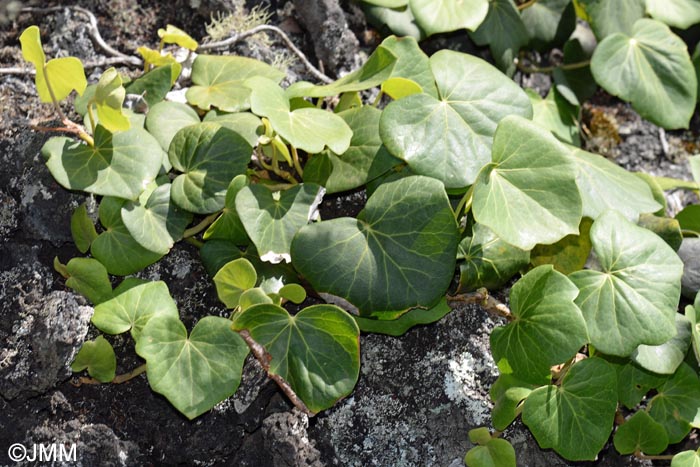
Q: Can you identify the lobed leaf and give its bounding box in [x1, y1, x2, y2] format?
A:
[71, 336, 116, 383]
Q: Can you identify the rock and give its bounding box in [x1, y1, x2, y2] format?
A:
[679, 238, 700, 300]
[262, 409, 324, 467]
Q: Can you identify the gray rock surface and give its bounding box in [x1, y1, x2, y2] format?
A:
[679, 238, 700, 300]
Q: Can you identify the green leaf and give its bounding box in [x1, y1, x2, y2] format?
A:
[591, 19, 697, 129]
[491, 265, 588, 383]
[673, 450, 700, 467]
[457, 223, 530, 292]
[42, 125, 163, 200]
[409, 0, 489, 36]
[278, 283, 306, 304]
[187, 54, 285, 112]
[291, 176, 459, 314]
[199, 241, 298, 285]
[646, 0, 700, 29]
[146, 101, 200, 152]
[615, 361, 668, 409]
[472, 115, 582, 250]
[685, 301, 700, 364]
[638, 213, 682, 251]
[202, 111, 262, 148]
[464, 438, 516, 467]
[553, 39, 597, 106]
[490, 374, 542, 431]
[613, 411, 668, 455]
[569, 210, 683, 356]
[649, 363, 700, 443]
[91, 197, 163, 276]
[530, 217, 592, 275]
[635, 172, 667, 216]
[363, 4, 424, 40]
[71, 335, 116, 383]
[377, 35, 437, 98]
[70, 203, 98, 254]
[520, 0, 576, 50]
[470, 0, 529, 75]
[125, 64, 179, 108]
[522, 357, 618, 461]
[121, 182, 193, 255]
[527, 88, 580, 145]
[232, 303, 360, 413]
[236, 183, 325, 263]
[92, 67, 130, 133]
[570, 147, 661, 221]
[213, 258, 257, 308]
[380, 77, 423, 100]
[691, 155, 700, 185]
[92, 280, 178, 340]
[203, 175, 250, 244]
[469, 427, 493, 445]
[247, 77, 352, 155]
[169, 122, 252, 214]
[303, 106, 400, 194]
[157, 24, 198, 51]
[353, 297, 451, 336]
[137, 47, 182, 85]
[576, 0, 645, 38]
[239, 287, 274, 311]
[380, 50, 532, 189]
[137, 315, 249, 419]
[64, 257, 113, 305]
[632, 313, 691, 375]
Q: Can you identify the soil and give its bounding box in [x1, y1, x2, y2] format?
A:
[0, 1, 698, 466]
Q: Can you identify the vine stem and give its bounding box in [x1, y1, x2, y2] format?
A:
[238, 329, 315, 417]
[183, 213, 220, 238]
[515, 58, 591, 75]
[517, 0, 539, 10]
[454, 185, 474, 222]
[447, 288, 512, 320]
[72, 363, 147, 386]
[634, 452, 674, 461]
[290, 145, 304, 177]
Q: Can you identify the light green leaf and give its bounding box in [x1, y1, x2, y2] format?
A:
[248, 77, 352, 155]
[19, 26, 45, 69]
[490, 374, 541, 431]
[353, 297, 451, 336]
[613, 411, 668, 455]
[157, 24, 198, 51]
[691, 155, 700, 185]
[632, 313, 691, 375]
[591, 18, 697, 129]
[530, 217, 592, 275]
[146, 101, 200, 152]
[169, 122, 252, 214]
[457, 223, 530, 292]
[522, 357, 617, 461]
[569, 210, 683, 356]
[64, 257, 113, 305]
[121, 182, 193, 255]
[685, 300, 700, 364]
[213, 258, 257, 308]
[470, 0, 529, 75]
[203, 175, 250, 244]
[70, 203, 98, 254]
[520, 0, 576, 50]
[570, 147, 661, 221]
[649, 363, 700, 443]
[472, 115, 582, 250]
[364, 36, 437, 97]
[303, 106, 400, 194]
[646, 0, 700, 29]
[91, 280, 178, 340]
[277, 283, 306, 304]
[236, 183, 324, 263]
[232, 303, 360, 413]
[137, 315, 249, 419]
[380, 50, 532, 189]
[527, 88, 580, 145]
[91, 197, 163, 276]
[673, 450, 700, 467]
[239, 287, 274, 311]
[409, 0, 489, 36]
[576, 0, 645, 38]
[42, 125, 163, 200]
[380, 77, 423, 100]
[71, 336, 116, 383]
[291, 176, 459, 314]
[464, 438, 516, 467]
[202, 111, 262, 148]
[187, 54, 285, 112]
[491, 265, 588, 383]
[92, 67, 130, 133]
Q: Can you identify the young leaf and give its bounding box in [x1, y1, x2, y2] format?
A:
[92, 67, 130, 133]
[464, 438, 516, 467]
[470, 0, 528, 75]
[70, 203, 98, 254]
[291, 176, 459, 314]
[157, 24, 198, 51]
[569, 210, 683, 356]
[186, 54, 285, 112]
[472, 115, 582, 250]
[522, 357, 618, 461]
[672, 450, 700, 467]
[409, 0, 489, 36]
[352, 297, 451, 336]
[169, 122, 252, 214]
[71, 336, 116, 383]
[236, 183, 324, 264]
[646, 0, 700, 29]
[137, 315, 249, 419]
[491, 265, 587, 383]
[91, 280, 178, 340]
[146, 101, 200, 152]
[490, 374, 542, 431]
[64, 257, 113, 305]
[648, 363, 700, 443]
[591, 18, 697, 129]
[613, 411, 668, 455]
[239, 287, 274, 311]
[137, 46, 182, 83]
[213, 258, 257, 308]
[203, 175, 250, 244]
[380, 50, 532, 189]
[379, 35, 437, 98]
[232, 303, 360, 413]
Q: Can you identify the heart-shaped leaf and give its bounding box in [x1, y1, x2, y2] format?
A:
[409, 0, 489, 36]
[213, 258, 257, 308]
[291, 175, 459, 314]
[248, 77, 352, 155]
[472, 115, 582, 250]
[490, 374, 542, 431]
[187, 54, 285, 112]
[137, 315, 249, 419]
[236, 183, 325, 263]
[92, 280, 178, 340]
[121, 182, 193, 255]
[648, 363, 700, 443]
[379, 35, 437, 98]
[42, 125, 163, 200]
[380, 50, 532, 189]
[520, 0, 576, 51]
[71, 335, 116, 383]
[169, 122, 252, 214]
[464, 438, 516, 467]
[303, 106, 400, 193]
[522, 357, 617, 461]
[576, 0, 645, 39]
[470, 0, 529, 75]
[591, 19, 697, 129]
[146, 101, 200, 152]
[614, 411, 669, 455]
[232, 303, 360, 413]
[203, 175, 250, 244]
[569, 210, 683, 356]
[673, 450, 700, 467]
[91, 197, 163, 276]
[491, 265, 587, 383]
[70, 203, 98, 254]
[91, 67, 130, 133]
[646, 0, 700, 29]
[64, 257, 113, 305]
[125, 64, 179, 107]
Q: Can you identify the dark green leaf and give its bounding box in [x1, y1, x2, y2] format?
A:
[70, 203, 98, 254]
[520, 0, 576, 51]
[470, 0, 529, 75]
[615, 361, 668, 409]
[649, 363, 700, 443]
[353, 297, 451, 336]
[203, 175, 250, 244]
[530, 218, 592, 275]
[125, 64, 178, 107]
[613, 411, 668, 455]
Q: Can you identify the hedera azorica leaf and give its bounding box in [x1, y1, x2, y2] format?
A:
[575, 0, 645, 39]
[71, 335, 116, 383]
[520, 0, 576, 51]
[213, 258, 257, 308]
[409, 0, 489, 36]
[613, 411, 669, 455]
[203, 175, 250, 244]
[379, 35, 438, 98]
[91, 67, 130, 133]
[646, 0, 700, 29]
[145, 101, 200, 153]
[70, 203, 98, 254]
[64, 257, 113, 305]
[464, 438, 516, 467]
[648, 363, 700, 443]
[232, 303, 360, 413]
[470, 0, 528, 75]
